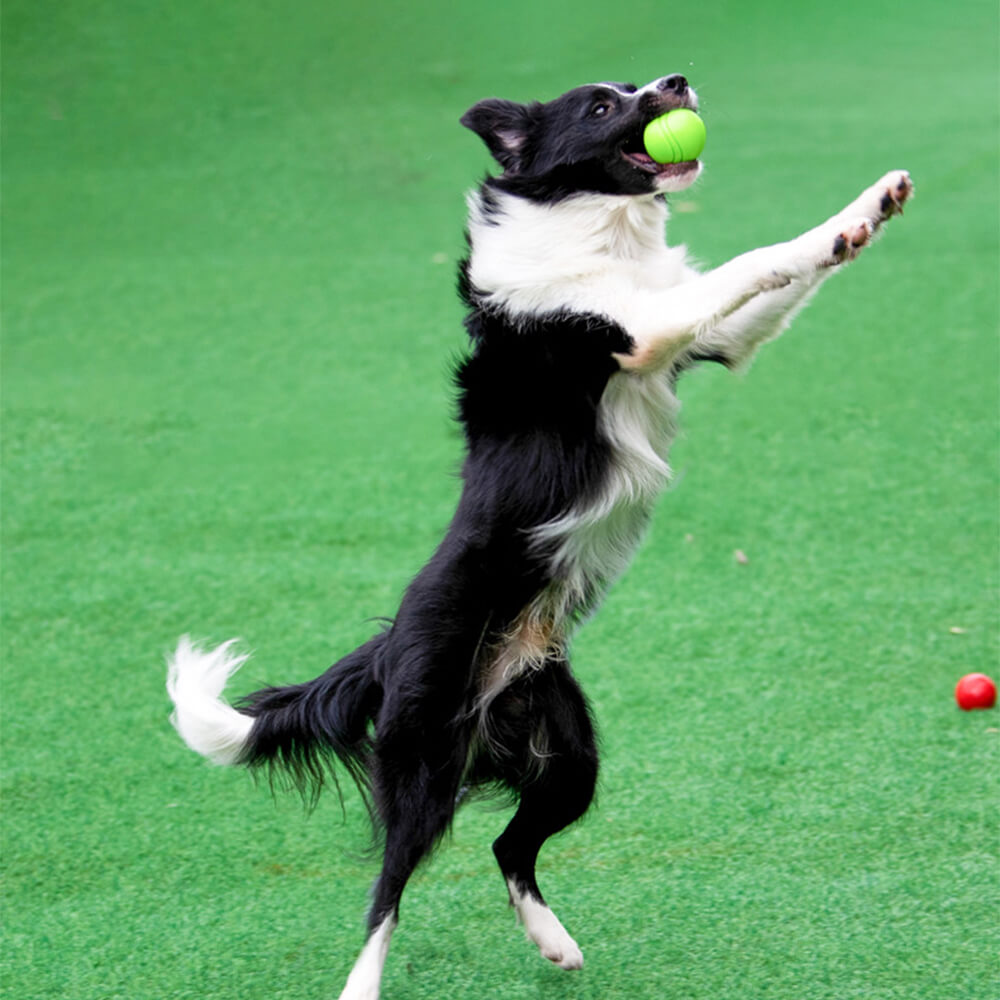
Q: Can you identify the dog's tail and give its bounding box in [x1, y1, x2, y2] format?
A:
[166, 633, 384, 801]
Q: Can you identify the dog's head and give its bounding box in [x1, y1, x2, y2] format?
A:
[461, 75, 702, 201]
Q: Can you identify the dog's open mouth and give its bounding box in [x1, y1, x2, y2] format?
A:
[621, 129, 699, 176]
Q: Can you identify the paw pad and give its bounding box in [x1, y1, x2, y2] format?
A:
[878, 171, 914, 221]
[832, 219, 873, 264]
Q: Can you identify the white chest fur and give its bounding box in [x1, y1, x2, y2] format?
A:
[534, 370, 679, 615]
[466, 189, 692, 331]
[466, 188, 686, 614]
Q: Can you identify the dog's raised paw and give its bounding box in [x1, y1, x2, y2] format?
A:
[876, 170, 914, 223]
[514, 892, 584, 971]
[829, 218, 874, 265]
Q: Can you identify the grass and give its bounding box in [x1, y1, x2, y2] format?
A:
[2, 1, 998, 998]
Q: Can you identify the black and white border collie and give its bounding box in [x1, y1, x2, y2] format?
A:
[167, 75, 912, 1000]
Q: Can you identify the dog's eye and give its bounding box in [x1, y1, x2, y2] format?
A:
[590, 102, 612, 118]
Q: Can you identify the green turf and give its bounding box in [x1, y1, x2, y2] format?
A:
[3, 1, 998, 998]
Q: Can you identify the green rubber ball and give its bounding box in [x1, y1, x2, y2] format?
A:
[643, 109, 707, 164]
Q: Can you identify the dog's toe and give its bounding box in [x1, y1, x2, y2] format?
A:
[829, 218, 873, 265]
[877, 170, 914, 221]
[548, 943, 585, 970]
[513, 891, 584, 972]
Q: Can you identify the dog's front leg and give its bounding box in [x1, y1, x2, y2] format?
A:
[686, 275, 826, 371]
[613, 259, 795, 372]
[685, 170, 914, 369]
[697, 170, 913, 368]
[614, 171, 912, 374]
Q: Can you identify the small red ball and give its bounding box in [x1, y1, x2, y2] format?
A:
[955, 673, 997, 711]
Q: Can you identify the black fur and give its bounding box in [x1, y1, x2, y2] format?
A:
[237, 632, 386, 807]
[179, 74, 721, 990]
[168, 72, 914, 996]
[460, 75, 695, 201]
[234, 302, 633, 929]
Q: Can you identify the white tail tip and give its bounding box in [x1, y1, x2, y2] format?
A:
[166, 636, 255, 766]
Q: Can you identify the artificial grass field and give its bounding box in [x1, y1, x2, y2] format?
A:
[3, 1, 998, 998]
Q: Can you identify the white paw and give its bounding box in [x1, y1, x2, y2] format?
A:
[336, 917, 395, 1000]
[510, 886, 584, 970]
[826, 217, 874, 266]
[845, 169, 914, 230]
[337, 984, 380, 1000]
[872, 170, 914, 223]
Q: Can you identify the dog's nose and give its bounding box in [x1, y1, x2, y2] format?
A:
[657, 74, 689, 95]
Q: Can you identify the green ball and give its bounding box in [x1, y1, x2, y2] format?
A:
[643, 109, 706, 164]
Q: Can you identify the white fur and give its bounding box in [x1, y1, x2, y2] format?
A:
[533, 370, 681, 606]
[468, 192, 683, 621]
[600, 78, 691, 100]
[166, 158, 910, 1000]
[507, 879, 584, 970]
[338, 917, 397, 1000]
[466, 190, 690, 326]
[468, 189, 687, 610]
[468, 172, 912, 368]
[466, 172, 913, 612]
[477, 593, 565, 716]
[166, 636, 254, 766]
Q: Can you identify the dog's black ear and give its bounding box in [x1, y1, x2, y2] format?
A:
[460, 99, 537, 173]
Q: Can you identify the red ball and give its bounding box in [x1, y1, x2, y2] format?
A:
[955, 673, 997, 711]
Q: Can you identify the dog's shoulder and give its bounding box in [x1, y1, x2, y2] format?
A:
[455, 304, 631, 436]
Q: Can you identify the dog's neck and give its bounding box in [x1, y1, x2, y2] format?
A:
[468, 186, 669, 261]
[464, 185, 685, 322]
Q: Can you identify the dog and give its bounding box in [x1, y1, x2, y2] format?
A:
[167, 74, 912, 1000]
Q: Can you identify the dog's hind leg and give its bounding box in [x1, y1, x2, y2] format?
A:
[486, 660, 599, 970]
[336, 721, 473, 1000]
[337, 914, 396, 1000]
